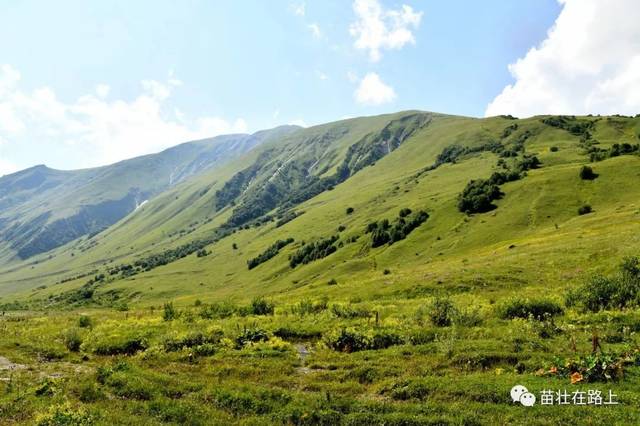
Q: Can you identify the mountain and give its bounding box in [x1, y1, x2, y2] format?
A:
[1, 111, 639, 304]
[0, 125, 300, 263]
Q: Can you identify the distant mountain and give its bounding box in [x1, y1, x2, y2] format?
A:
[0, 125, 300, 261]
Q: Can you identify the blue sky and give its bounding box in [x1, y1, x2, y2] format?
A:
[2, 0, 639, 173]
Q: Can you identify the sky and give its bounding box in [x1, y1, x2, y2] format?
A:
[0, 0, 638, 175]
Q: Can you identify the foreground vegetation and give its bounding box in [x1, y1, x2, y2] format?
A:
[3, 279, 640, 425]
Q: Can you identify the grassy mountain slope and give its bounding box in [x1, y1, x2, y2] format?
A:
[2, 112, 639, 306]
[0, 126, 298, 264]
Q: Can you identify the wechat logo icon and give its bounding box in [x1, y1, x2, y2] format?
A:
[511, 385, 536, 407]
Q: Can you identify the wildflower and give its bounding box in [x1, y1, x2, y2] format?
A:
[570, 372, 584, 384]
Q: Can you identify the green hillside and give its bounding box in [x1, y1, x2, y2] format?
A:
[0, 126, 298, 264]
[2, 111, 640, 425]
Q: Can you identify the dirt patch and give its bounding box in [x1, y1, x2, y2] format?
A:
[0, 356, 26, 371]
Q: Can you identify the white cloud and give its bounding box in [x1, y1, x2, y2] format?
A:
[347, 70, 359, 83]
[316, 71, 329, 81]
[95, 84, 110, 99]
[290, 2, 305, 17]
[349, 0, 422, 62]
[0, 65, 248, 169]
[354, 72, 396, 106]
[308, 23, 322, 39]
[486, 0, 640, 117]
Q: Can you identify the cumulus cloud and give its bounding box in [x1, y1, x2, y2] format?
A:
[0, 65, 247, 170]
[354, 72, 396, 106]
[349, 0, 422, 62]
[486, 0, 640, 117]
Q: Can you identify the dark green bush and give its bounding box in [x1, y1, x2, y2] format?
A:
[293, 297, 328, 315]
[578, 204, 593, 215]
[163, 302, 178, 321]
[249, 297, 274, 315]
[273, 326, 322, 341]
[235, 328, 269, 348]
[77, 315, 92, 328]
[199, 301, 237, 319]
[457, 179, 502, 214]
[63, 328, 83, 352]
[565, 257, 640, 312]
[163, 330, 223, 352]
[497, 298, 563, 320]
[426, 296, 457, 327]
[368, 210, 429, 248]
[92, 337, 148, 356]
[580, 165, 598, 180]
[247, 238, 294, 270]
[346, 207, 354, 215]
[330, 304, 371, 319]
[289, 236, 339, 268]
[323, 328, 403, 353]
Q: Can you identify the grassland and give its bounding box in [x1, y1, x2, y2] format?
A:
[2, 112, 640, 424]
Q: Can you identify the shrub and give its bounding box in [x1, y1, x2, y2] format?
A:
[107, 373, 154, 400]
[426, 296, 457, 327]
[163, 330, 224, 352]
[578, 204, 593, 215]
[76, 382, 104, 403]
[77, 315, 92, 328]
[565, 257, 640, 312]
[457, 179, 502, 214]
[247, 238, 294, 270]
[327, 278, 338, 286]
[550, 146, 559, 152]
[35, 402, 93, 426]
[199, 301, 237, 319]
[346, 207, 354, 215]
[368, 210, 429, 248]
[163, 302, 178, 321]
[454, 307, 483, 327]
[398, 208, 412, 217]
[85, 331, 149, 356]
[331, 304, 371, 319]
[273, 326, 323, 340]
[387, 379, 432, 401]
[497, 298, 563, 320]
[289, 236, 339, 268]
[63, 328, 83, 352]
[408, 329, 437, 345]
[323, 328, 403, 353]
[235, 328, 269, 348]
[249, 297, 274, 315]
[94, 337, 148, 356]
[293, 297, 328, 316]
[580, 165, 598, 180]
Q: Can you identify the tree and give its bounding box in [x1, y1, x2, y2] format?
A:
[579, 165, 598, 180]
